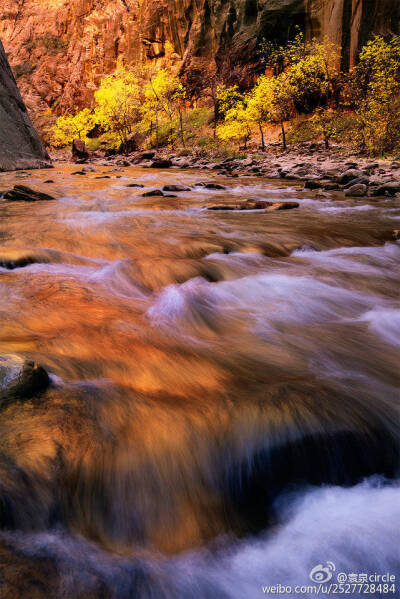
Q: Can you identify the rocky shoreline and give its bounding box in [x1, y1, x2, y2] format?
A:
[55, 142, 400, 200]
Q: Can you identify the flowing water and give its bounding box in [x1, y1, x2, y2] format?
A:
[0, 164, 399, 598]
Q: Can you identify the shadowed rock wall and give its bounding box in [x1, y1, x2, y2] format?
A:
[0, 39, 50, 171]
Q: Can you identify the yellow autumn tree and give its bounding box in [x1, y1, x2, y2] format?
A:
[287, 37, 340, 112]
[93, 65, 144, 147]
[246, 76, 273, 151]
[216, 100, 252, 149]
[351, 35, 400, 155]
[262, 72, 295, 150]
[51, 108, 94, 148]
[143, 69, 187, 147]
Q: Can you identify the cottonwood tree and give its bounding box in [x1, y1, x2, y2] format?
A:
[351, 35, 400, 155]
[144, 69, 187, 147]
[93, 65, 144, 148]
[51, 108, 94, 147]
[216, 100, 252, 149]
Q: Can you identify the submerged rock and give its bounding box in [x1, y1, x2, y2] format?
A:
[3, 185, 55, 202]
[345, 183, 368, 197]
[0, 248, 50, 269]
[204, 183, 226, 190]
[372, 182, 400, 197]
[162, 185, 191, 192]
[142, 189, 164, 197]
[126, 183, 144, 188]
[304, 180, 323, 190]
[72, 138, 89, 162]
[339, 169, 363, 185]
[0, 355, 49, 408]
[150, 159, 172, 169]
[207, 200, 299, 211]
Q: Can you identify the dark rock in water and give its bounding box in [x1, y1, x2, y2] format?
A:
[272, 201, 300, 210]
[0, 355, 49, 408]
[0, 40, 51, 172]
[140, 151, 156, 160]
[323, 182, 339, 191]
[95, 175, 111, 179]
[142, 189, 164, 197]
[162, 185, 191, 192]
[345, 183, 368, 197]
[150, 159, 172, 169]
[372, 182, 400, 197]
[72, 171, 86, 175]
[343, 176, 369, 189]
[126, 183, 144, 188]
[0, 249, 49, 270]
[205, 183, 226, 190]
[207, 204, 236, 211]
[3, 185, 55, 202]
[207, 200, 299, 211]
[44, 180, 55, 183]
[304, 180, 323, 190]
[339, 169, 363, 185]
[72, 138, 89, 162]
[197, 182, 227, 190]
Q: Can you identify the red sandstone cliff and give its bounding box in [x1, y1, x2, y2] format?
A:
[0, 0, 398, 118]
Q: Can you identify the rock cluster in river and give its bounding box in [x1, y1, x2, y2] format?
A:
[86, 143, 400, 200]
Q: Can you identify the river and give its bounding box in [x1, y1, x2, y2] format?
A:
[0, 164, 399, 598]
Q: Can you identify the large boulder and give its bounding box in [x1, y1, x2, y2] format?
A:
[0, 39, 50, 172]
[72, 138, 89, 162]
[345, 183, 368, 197]
[2, 185, 55, 202]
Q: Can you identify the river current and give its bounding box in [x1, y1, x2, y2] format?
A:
[0, 164, 399, 598]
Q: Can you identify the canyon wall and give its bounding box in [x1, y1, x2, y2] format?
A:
[0, 0, 398, 117]
[0, 40, 50, 171]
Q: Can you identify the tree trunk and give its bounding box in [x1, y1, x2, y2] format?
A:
[213, 101, 219, 140]
[155, 111, 159, 150]
[281, 121, 287, 150]
[259, 122, 265, 151]
[179, 110, 185, 147]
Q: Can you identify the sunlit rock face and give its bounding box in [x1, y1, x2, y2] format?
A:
[0, 0, 398, 116]
[0, 40, 50, 171]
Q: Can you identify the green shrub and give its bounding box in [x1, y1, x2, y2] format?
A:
[13, 61, 36, 79]
[40, 34, 68, 54]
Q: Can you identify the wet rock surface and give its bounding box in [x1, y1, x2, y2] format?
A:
[0, 40, 50, 172]
[0, 354, 49, 407]
[207, 200, 300, 211]
[2, 185, 55, 202]
[88, 145, 400, 203]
